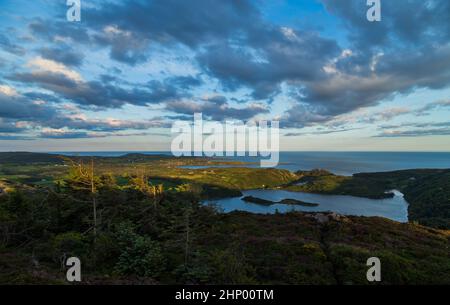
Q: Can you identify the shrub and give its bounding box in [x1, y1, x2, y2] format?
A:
[51, 232, 89, 263]
[114, 223, 166, 278]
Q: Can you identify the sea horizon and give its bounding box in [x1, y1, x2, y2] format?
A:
[2, 150, 450, 153]
[2, 150, 448, 176]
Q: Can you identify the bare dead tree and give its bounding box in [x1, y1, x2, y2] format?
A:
[132, 166, 164, 209]
[64, 157, 99, 240]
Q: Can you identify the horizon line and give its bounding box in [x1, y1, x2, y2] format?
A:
[1, 150, 450, 154]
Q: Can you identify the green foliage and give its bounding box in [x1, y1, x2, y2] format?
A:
[208, 247, 257, 284]
[0, 153, 449, 284]
[404, 170, 450, 229]
[65, 159, 102, 194]
[114, 223, 166, 278]
[286, 170, 393, 199]
[172, 251, 212, 284]
[51, 232, 89, 261]
[286, 169, 450, 228]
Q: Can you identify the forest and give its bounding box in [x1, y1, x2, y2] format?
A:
[0, 153, 449, 284]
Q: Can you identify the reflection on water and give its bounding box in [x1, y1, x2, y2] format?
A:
[203, 189, 409, 222]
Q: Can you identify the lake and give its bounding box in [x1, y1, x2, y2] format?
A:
[51, 151, 438, 221]
[203, 189, 409, 222]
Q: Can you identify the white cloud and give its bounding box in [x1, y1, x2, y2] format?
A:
[370, 52, 384, 72]
[0, 85, 18, 96]
[323, 49, 353, 74]
[27, 57, 83, 82]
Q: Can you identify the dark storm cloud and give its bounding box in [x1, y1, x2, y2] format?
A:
[38, 46, 84, 67]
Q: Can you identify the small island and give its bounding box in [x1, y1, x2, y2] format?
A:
[241, 195, 319, 207]
[278, 198, 319, 207]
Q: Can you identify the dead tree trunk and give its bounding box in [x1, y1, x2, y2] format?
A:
[91, 158, 97, 240]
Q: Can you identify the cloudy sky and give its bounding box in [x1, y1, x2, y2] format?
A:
[0, 0, 449, 151]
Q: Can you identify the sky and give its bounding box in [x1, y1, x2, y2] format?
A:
[0, 0, 449, 152]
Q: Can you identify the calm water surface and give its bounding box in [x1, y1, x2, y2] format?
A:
[204, 189, 409, 222]
[50, 151, 434, 221]
[210, 152, 450, 175]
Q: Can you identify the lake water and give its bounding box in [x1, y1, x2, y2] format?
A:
[55, 151, 450, 176]
[203, 189, 409, 222]
[51, 151, 441, 221]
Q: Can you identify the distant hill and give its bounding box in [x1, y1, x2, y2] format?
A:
[0, 152, 64, 164]
[0, 152, 180, 164]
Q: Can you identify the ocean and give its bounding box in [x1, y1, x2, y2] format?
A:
[52, 151, 450, 176]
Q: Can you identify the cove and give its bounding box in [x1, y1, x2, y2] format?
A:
[203, 189, 409, 222]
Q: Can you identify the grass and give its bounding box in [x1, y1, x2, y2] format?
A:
[0, 153, 298, 201]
